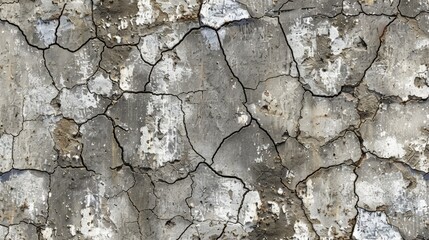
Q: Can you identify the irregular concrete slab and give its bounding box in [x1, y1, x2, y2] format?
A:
[363, 17, 429, 101]
[280, 131, 361, 189]
[246, 75, 304, 141]
[107, 93, 203, 182]
[0, 134, 13, 173]
[356, 155, 429, 240]
[0, 0, 63, 48]
[352, 208, 403, 240]
[281, 14, 391, 96]
[298, 92, 360, 146]
[187, 164, 246, 222]
[58, 85, 111, 124]
[219, 17, 294, 89]
[398, 0, 429, 17]
[360, 102, 429, 172]
[147, 28, 249, 160]
[56, 0, 96, 51]
[0, 170, 49, 225]
[13, 119, 58, 172]
[45, 39, 104, 89]
[80, 115, 122, 172]
[0, 21, 57, 135]
[296, 164, 358, 238]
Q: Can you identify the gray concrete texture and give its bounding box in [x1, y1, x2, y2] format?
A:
[0, 0, 428, 239]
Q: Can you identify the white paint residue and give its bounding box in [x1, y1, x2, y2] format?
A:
[35, 19, 57, 46]
[68, 225, 77, 236]
[88, 74, 113, 96]
[237, 112, 249, 125]
[293, 221, 311, 240]
[138, 96, 183, 168]
[372, 136, 406, 158]
[135, 0, 159, 25]
[200, 0, 250, 28]
[41, 227, 54, 240]
[119, 64, 135, 90]
[240, 191, 261, 231]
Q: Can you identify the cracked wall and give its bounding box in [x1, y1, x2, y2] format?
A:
[0, 0, 428, 239]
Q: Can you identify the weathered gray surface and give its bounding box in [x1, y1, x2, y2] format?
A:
[1, 0, 429, 239]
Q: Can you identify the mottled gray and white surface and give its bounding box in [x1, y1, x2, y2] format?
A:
[0, 0, 428, 239]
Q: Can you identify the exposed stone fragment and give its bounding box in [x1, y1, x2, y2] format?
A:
[298, 92, 360, 146]
[153, 177, 192, 220]
[280, 131, 361, 189]
[13, 119, 57, 172]
[53, 118, 82, 167]
[358, 0, 399, 15]
[219, 17, 294, 89]
[363, 17, 429, 101]
[0, 22, 57, 135]
[200, 0, 250, 28]
[107, 93, 203, 182]
[100, 45, 151, 92]
[212, 122, 279, 187]
[139, 210, 191, 239]
[0, 0, 63, 48]
[187, 164, 246, 222]
[5, 223, 38, 240]
[356, 155, 429, 240]
[80, 115, 122, 172]
[45, 39, 104, 89]
[147, 28, 249, 160]
[296, 164, 358, 238]
[93, 0, 201, 46]
[352, 208, 403, 240]
[58, 85, 110, 124]
[281, 14, 391, 95]
[246, 75, 304, 142]
[355, 84, 380, 120]
[0, 170, 49, 225]
[398, 0, 429, 17]
[57, 0, 95, 51]
[360, 102, 429, 172]
[0, 134, 13, 173]
[138, 21, 199, 64]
